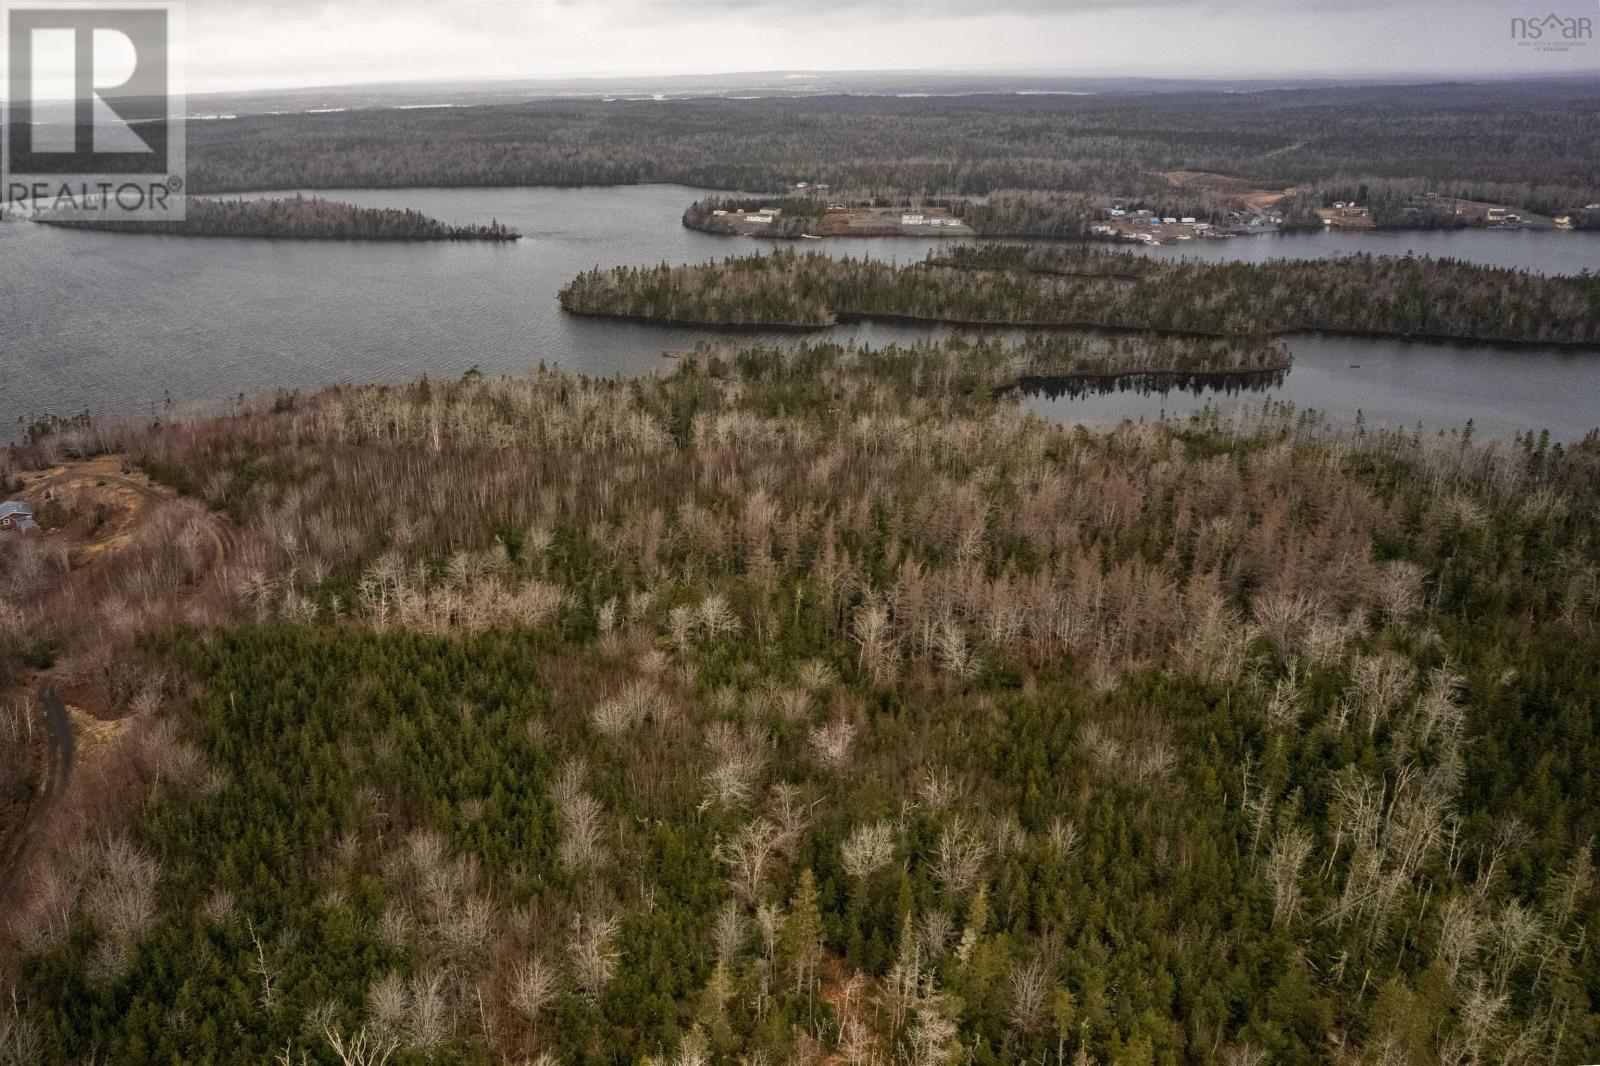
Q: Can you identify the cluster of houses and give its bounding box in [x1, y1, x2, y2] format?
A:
[899, 213, 962, 227]
[712, 206, 784, 224]
[1228, 209, 1285, 229]
[1108, 208, 1203, 223]
[1320, 201, 1373, 228]
[0, 500, 37, 534]
[1106, 208, 1209, 227]
[1092, 206, 1215, 245]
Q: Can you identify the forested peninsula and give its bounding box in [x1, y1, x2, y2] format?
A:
[559, 247, 1600, 347]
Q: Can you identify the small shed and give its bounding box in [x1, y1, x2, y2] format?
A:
[0, 500, 37, 533]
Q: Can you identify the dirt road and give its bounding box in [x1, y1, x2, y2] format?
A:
[1, 681, 73, 905]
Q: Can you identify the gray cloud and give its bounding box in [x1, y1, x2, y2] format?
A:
[176, 0, 1590, 94]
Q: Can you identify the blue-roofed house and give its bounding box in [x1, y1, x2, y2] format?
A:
[0, 500, 37, 534]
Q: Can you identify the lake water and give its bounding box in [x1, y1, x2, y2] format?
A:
[4, 184, 1598, 441]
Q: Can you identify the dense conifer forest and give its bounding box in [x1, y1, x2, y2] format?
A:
[2, 342, 1598, 1064]
[179, 84, 1600, 219]
[38, 196, 519, 241]
[559, 247, 1600, 345]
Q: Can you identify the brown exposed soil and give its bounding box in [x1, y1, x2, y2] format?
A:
[1161, 169, 1308, 211]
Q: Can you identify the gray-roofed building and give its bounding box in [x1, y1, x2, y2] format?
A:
[0, 500, 37, 533]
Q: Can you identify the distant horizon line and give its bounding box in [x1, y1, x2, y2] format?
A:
[185, 66, 1600, 101]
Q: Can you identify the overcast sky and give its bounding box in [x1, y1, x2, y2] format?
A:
[177, 0, 1597, 94]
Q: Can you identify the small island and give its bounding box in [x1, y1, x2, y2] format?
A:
[837, 333, 1292, 397]
[35, 195, 520, 241]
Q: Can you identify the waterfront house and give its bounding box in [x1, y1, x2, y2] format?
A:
[0, 500, 37, 533]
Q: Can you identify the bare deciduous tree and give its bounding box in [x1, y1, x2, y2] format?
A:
[1437, 895, 1486, 988]
[851, 600, 900, 685]
[84, 834, 161, 980]
[366, 971, 409, 1039]
[1376, 559, 1427, 624]
[808, 716, 857, 770]
[712, 900, 746, 963]
[718, 819, 782, 903]
[323, 1023, 399, 1066]
[1263, 826, 1313, 926]
[841, 820, 896, 880]
[569, 914, 621, 1004]
[794, 659, 836, 693]
[932, 618, 977, 679]
[1047, 818, 1082, 861]
[558, 792, 609, 876]
[930, 817, 991, 896]
[1008, 957, 1050, 1036]
[509, 955, 559, 1037]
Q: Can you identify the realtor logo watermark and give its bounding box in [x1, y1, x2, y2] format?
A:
[1511, 12, 1592, 51]
[2, 1, 185, 219]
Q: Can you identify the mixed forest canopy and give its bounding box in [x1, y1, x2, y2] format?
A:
[2, 342, 1599, 1064]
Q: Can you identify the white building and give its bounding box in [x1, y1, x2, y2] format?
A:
[901, 213, 926, 225]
